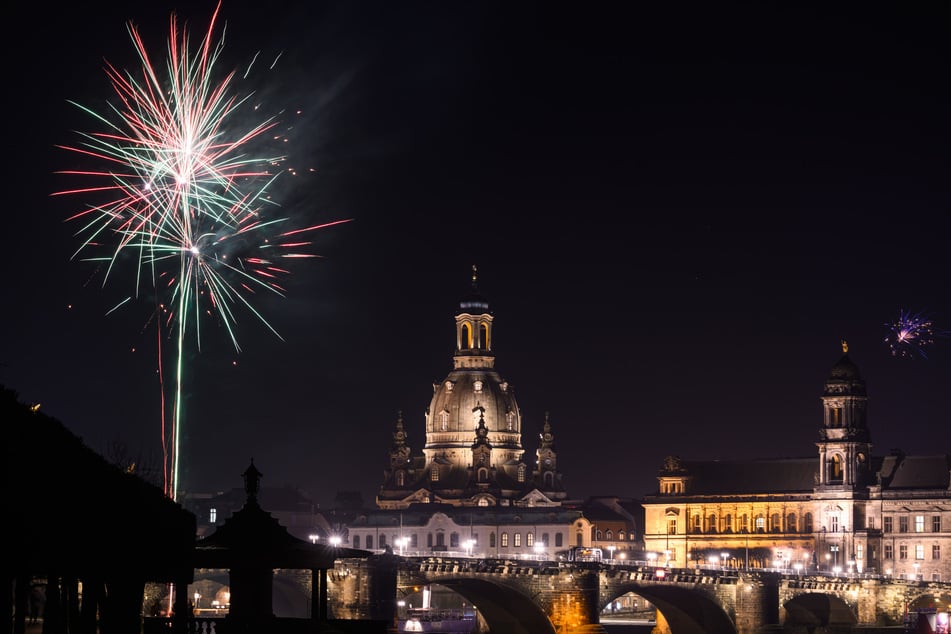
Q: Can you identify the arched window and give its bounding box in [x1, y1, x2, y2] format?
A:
[755, 514, 766, 533]
[517, 464, 526, 482]
[803, 512, 814, 533]
[514, 533, 521, 547]
[479, 323, 489, 349]
[692, 514, 702, 533]
[542, 532, 549, 546]
[461, 323, 472, 349]
[489, 532, 496, 548]
[618, 531, 625, 541]
[596, 529, 603, 540]
[450, 532, 459, 548]
[365, 535, 372, 549]
[436, 532, 445, 547]
[723, 514, 733, 533]
[544, 472, 554, 487]
[770, 513, 781, 533]
[787, 513, 798, 533]
[556, 533, 564, 547]
[606, 530, 613, 540]
[380, 534, 387, 548]
[431, 467, 439, 482]
[506, 411, 515, 430]
[708, 514, 717, 533]
[830, 454, 843, 482]
[353, 535, 361, 549]
[439, 410, 449, 431]
[478, 467, 489, 482]
[527, 532, 534, 547]
[427, 533, 433, 548]
[478, 498, 490, 507]
[501, 532, 509, 547]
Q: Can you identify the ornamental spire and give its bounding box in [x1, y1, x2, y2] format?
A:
[841, 339, 848, 354]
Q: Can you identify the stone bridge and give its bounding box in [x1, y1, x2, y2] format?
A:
[341, 556, 951, 634]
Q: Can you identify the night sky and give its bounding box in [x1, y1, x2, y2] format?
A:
[5, 2, 950, 509]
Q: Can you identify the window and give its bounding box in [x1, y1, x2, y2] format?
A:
[365, 535, 371, 549]
[933, 545, 941, 560]
[618, 531, 625, 541]
[755, 516, 766, 533]
[527, 533, 534, 547]
[884, 517, 893, 533]
[555, 533, 563, 547]
[771, 513, 781, 533]
[489, 532, 496, 548]
[542, 533, 549, 546]
[354, 535, 361, 549]
[934, 516, 942, 533]
[915, 516, 925, 533]
[436, 532, 445, 547]
[396, 471, 405, 486]
[899, 516, 908, 533]
[667, 519, 677, 536]
[596, 529, 603, 540]
[692, 514, 701, 533]
[431, 467, 439, 482]
[803, 513, 813, 533]
[916, 544, 924, 560]
[501, 532, 509, 547]
[411, 534, 418, 548]
[884, 543, 893, 560]
[606, 530, 614, 540]
[899, 544, 908, 560]
[439, 411, 449, 431]
[830, 454, 843, 481]
[380, 534, 387, 548]
[478, 497, 489, 507]
[427, 533, 433, 548]
[209, 508, 217, 524]
[514, 533, 522, 547]
[830, 407, 842, 426]
[479, 323, 489, 348]
[517, 465, 526, 483]
[830, 516, 839, 533]
[856, 544, 864, 561]
[707, 514, 716, 533]
[450, 533, 459, 548]
[787, 513, 797, 533]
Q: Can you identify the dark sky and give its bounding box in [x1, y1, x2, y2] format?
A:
[5, 2, 950, 508]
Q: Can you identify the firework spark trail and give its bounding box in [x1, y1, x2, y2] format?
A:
[884, 308, 941, 359]
[54, 2, 351, 501]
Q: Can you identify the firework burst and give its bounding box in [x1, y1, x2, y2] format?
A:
[54, 2, 350, 501]
[884, 308, 939, 359]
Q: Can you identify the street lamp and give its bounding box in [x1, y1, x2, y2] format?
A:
[830, 545, 839, 569]
[330, 536, 342, 547]
[647, 552, 657, 567]
[464, 539, 476, 558]
[396, 537, 408, 556]
[534, 543, 545, 561]
[608, 545, 616, 562]
[721, 552, 728, 571]
[847, 559, 855, 578]
[308, 534, 320, 544]
[708, 555, 719, 570]
[833, 566, 841, 577]
[794, 562, 803, 576]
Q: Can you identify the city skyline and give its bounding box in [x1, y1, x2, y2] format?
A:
[4, 2, 949, 508]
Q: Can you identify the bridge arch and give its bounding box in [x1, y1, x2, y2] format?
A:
[782, 593, 856, 631]
[400, 576, 555, 634]
[603, 583, 736, 634]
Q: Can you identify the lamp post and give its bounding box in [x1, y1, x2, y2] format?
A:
[330, 536, 342, 547]
[830, 544, 839, 570]
[847, 559, 855, 578]
[534, 543, 545, 562]
[608, 545, 616, 563]
[794, 562, 803, 576]
[721, 552, 728, 571]
[464, 539, 475, 558]
[309, 534, 320, 544]
[708, 555, 719, 570]
[647, 552, 657, 568]
[397, 537, 408, 556]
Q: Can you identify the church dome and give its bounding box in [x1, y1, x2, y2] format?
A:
[829, 354, 861, 381]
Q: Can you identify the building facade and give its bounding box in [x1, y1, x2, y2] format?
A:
[376, 266, 568, 510]
[349, 267, 639, 560]
[642, 341, 951, 581]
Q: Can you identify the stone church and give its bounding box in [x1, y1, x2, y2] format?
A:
[376, 265, 567, 510]
[346, 267, 638, 559]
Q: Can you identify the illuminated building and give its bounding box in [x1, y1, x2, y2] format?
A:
[642, 342, 951, 581]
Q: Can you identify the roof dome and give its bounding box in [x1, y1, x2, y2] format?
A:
[829, 354, 861, 381]
[458, 264, 490, 314]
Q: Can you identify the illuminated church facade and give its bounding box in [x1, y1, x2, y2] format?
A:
[346, 267, 638, 560]
[642, 342, 951, 582]
[376, 266, 567, 510]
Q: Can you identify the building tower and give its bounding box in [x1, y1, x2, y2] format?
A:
[375, 266, 567, 509]
[813, 340, 873, 570]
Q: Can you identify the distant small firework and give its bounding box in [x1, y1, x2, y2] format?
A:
[884, 309, 937, 359]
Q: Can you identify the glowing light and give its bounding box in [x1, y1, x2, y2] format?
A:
[55, 2, 351, 502]
[884, 308, 940, 359]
